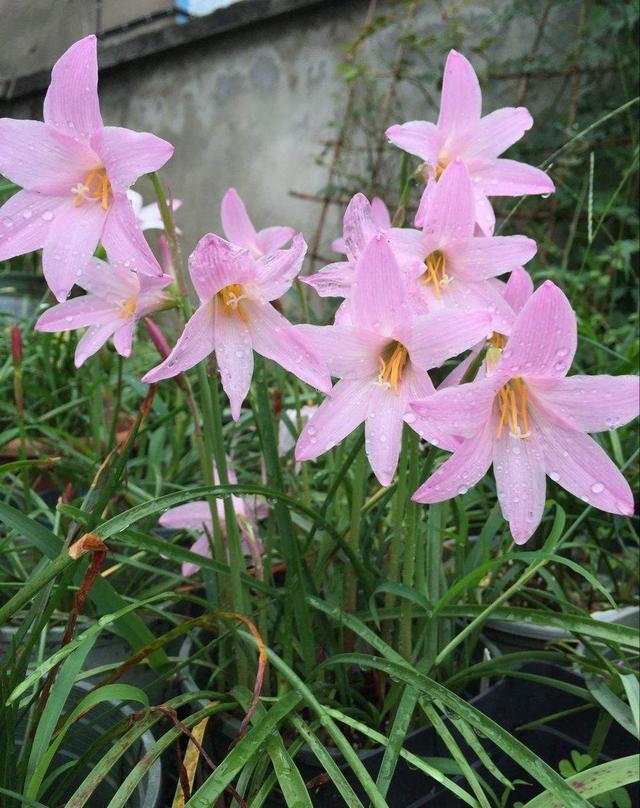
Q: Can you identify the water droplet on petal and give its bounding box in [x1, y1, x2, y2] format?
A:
[549, 471, 560, 482]
[591, 482, 604, 494]
[42, 211, 54, 222]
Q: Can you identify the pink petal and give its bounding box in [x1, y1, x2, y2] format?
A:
[535, 416, 635, 517]
[92, 126, 173, 192]
[302, 262, 353, 298]
[0, 119, 96, 194]
[504, 267, 533, 314]
[464, 107, 533, 162]
[76, 255, 138, 300]
[332, 236, 346, 255]
[35, 295, 119, 332]
[351, 235, 407, 335]
[113, 319, 135, 357]
[183, 534, 213, 576]
[416, 276, 514, 335]
[296, 323, 385, 380]
[214, 300, 254, 421]
[406, 310, 491, 371]
[343, 193, 381, 263]
[438, 343, 483, 389]
[243, 298, 331, 393]
[101, 193, 163, 276]
[159, 501, 212, 531]
[365, 383, 406, 486]
[437, 50, 482, 140]
[475, 159, 555, 197]
[388, 227, 425, 270]
[472, 189, 496, 235]
[422, 160, 475, 244]
[143, 301, 215, 382]
[452, 235, 537, 281]
[0, 190, 63, 261]
[188, 233, 255, 303]
[221, 187, 258, 251]
[494, 427, 546, 545]
[403, 364, 459, 450]
[500, 281, 576, 380]
[531, 375, 640, 434]
[410, 376, 500, 441]
[42, 198, 107, 301]
[256, 233, 306, 300]
[385, 121, 442, 163]
[414, 178, 436, 229]
[371, 197, 391, 230]
[256, 226, 295, 255]
[43, 35, 103, 141]
[74, 322, 118, 367]
[296, 377, 371, 461]
[412, 418, 494, 503]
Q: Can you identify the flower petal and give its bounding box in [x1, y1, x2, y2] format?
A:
[351, 235, 407, 335]
[451, 235, 537, 281]
[504, 267, 533, 314]
[403, 364, 460, 450]
[296, 377, 370, 461]
[159, 502, 212, 531]
[365, 383, 406, 486]
[494, 427, 546, 545]
[423, 160, 475, 244]
[371, 197, 391, 230]
[43, 35, 103, 141]
[437, 50, 482, 140]
[412, 418, 494, 503]
[410, 376, 500, 441]
[531, 375, 640, 433]
[406, 310, 491, 371]
[296, 323, 385, 380]
[385, 121, 442, 163]
[256, 225, 295, 255]
[142, 300, 215, 382]
[74, 322, 118, 367]
[256, 233, 306, 300]
[75, 255, 138, 300]
[536, 417, 634, 517]
[243, 299, 331, 393]
[472, 189, 496, 235]
[343, 193, 381, 263]
[302, 261, 353, 298]
[101, 193, 163, 276]
[92, 126, 174, 192]
[188, 233, 255, 303]
[214, 301, 254, 421]
[113, 319, 135, 357]
[35, 295, 119, 332]
[475, 158, 555, 197]
[183, 535, 212, 576]
[500, 281, 576, 380]
[220, 187, 259, 251]
[42, 197, 107, 301]
[0, 119, 96, 194]
[0, 190, 63, 261]
[464, 107, 533, 162]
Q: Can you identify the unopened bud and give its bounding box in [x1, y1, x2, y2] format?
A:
[11, 325, 22, 365]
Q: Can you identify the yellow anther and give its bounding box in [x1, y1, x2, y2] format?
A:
[72, 167, 112, 211]
[434, 160, 447, 180]
[119, 296, 137, 319]
[377, 342, 409, 394]
[496, 377, 530, 439]
[423, 250, 451, 299]
[218, 284, 248, 321]
[489, 332, 506, 349]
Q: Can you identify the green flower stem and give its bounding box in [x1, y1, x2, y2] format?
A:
[345, 446, 367, 626]
[399, 428, 420, 660]
[251, 355, 315, 676]
[383, 426, 409, 645]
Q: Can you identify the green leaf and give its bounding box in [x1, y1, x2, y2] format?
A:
[619, 673, 640, 737]
[586, 675, 639, 739]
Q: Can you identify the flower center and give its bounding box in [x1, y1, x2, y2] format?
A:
[218, 283, 248, 321]
[377, 341, 409, 394]
[422, 250, 451, 299]
[496, 377, 530, 440]
[71, 167, 113, 211]
[119, 296, 138, 319]
[434, 160, 447, 180]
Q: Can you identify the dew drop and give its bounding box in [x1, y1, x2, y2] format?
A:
[457, 485, 468, 495]
[42, 210, 54, 222]
[2, 217, 13, 228]
[22, 208, 32, 219]
[549, 471, 560, 482]
[590, 482, 604, 494]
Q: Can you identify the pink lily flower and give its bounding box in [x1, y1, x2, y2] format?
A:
[386, 50, 555, 234]
[411, 281, 639, 544]
[142, 232, 332, 419]
[302, 192, 419, 300]
[295, 235, 492, 486]
[35, 251, 172, 367]
[331, 196, 391, 255]
[0, 36, 173, 301]
[159, 466, 267, 576]
[221, 187, 295, 259]
[397, 160, 537, 333]
[127, 189, 181, 232]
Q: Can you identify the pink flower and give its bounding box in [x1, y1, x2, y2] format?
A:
[295, 235, 492, 486]
[331, 196, 391, 255]
[35, 251, 172, 367]
[411, 281, 639, 544]
[159, 465, 267, 576]
[386, 50, 554, 234]
[127, 189, 181, 232]
[221, 187, 295, 259]
[142, 232, 331, 419]
[0, 36, 174, 301]
[394, 160, 537, 333]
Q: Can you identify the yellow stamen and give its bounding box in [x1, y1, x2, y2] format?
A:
[496, 377, 530, 439]
[489, 332, 506, 349]
[218, 283, 248, 321]
[119, 296, 137, 319]
[422, 250, 451, 299]
[434, 160, 447, 180]
[377, 342, 409, 394]
[72, 167, 112, 210]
